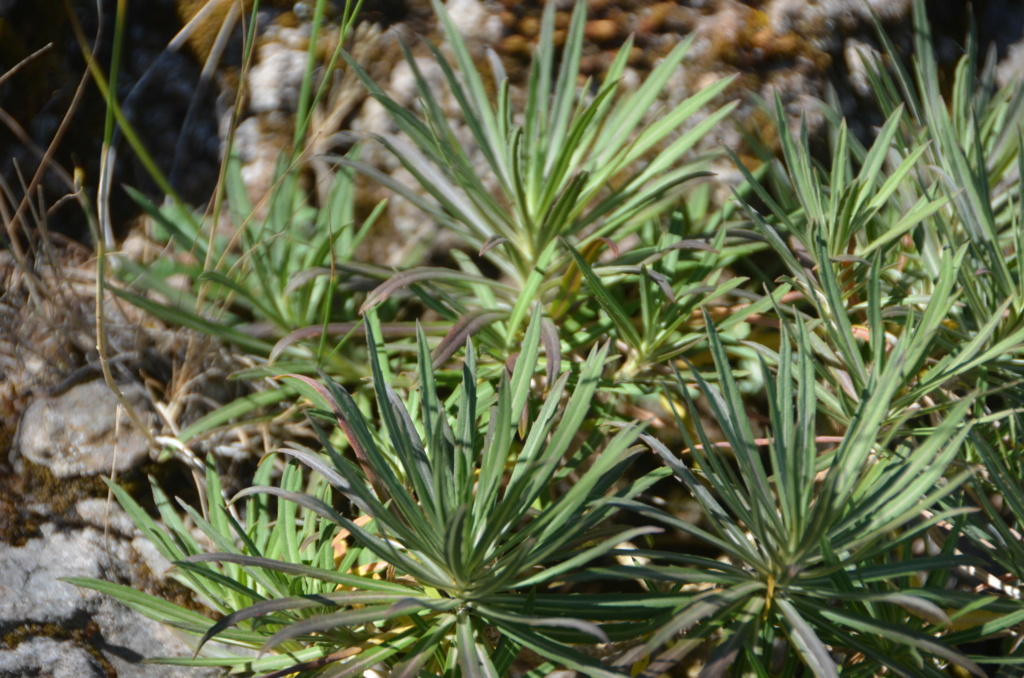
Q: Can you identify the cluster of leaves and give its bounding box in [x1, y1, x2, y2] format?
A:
[340, 0, 748, 377]
[72, 314, 672, 677]
[69, 0, 1024, 675]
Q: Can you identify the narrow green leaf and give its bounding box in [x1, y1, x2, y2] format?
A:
[562, 240, 642, 348]
[775, 598, 839, 678]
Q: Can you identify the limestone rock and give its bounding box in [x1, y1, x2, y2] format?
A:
[16, 381, 155, 478]
[0, 523, 131, 628]
[0, 523, 220, 677]
[0, 637, 106, 678]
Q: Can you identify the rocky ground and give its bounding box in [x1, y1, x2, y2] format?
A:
[2, 0, 1024, 675]
[0, 246, 236, 675]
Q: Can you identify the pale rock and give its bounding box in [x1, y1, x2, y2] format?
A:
[445, 0, 503, 44]
[248, 27, 310, 114]
[74, 498, 136, 537]
[0, 524, 220, 677]
[0, 637, 104, 678]
[845, 38, 880, 98]
[997, 40, 1024, 89]
[768, 0, 912, 34]
[16, 381, 155, 478]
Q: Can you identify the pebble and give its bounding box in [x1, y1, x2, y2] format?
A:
[501, 33, 532, 58]
[248, 31, 309, 114]
[585, 18, 620, 44]
[445, 0, 504, 44]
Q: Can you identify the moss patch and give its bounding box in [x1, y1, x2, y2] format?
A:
[0, 427, 201, 546]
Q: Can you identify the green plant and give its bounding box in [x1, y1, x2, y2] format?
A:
[99, 0, 408, 450]
[733, 0, 1024, 431]
[944, 414, 1024, 673]
[106, 0, 374, 373]
[605, 315, 990, 677]
[59, 0, 1024, 675]
[343, 0, 752, 377]
[71, 313, 675, 676]
[117, 152, 382, 368]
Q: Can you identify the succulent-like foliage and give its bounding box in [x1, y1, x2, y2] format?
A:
[343, 0, 746, 376]
[735, 0, 1024, 430]
[60, 0, 1024, 674]
[72, 313, 673, 676]
[607, 316, 989, 677]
